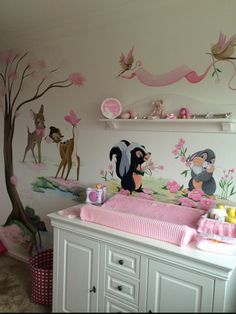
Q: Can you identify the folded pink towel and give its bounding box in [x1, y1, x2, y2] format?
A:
[80, 194, 204, 246]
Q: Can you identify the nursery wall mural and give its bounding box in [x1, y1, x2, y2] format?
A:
[45, 109, 81, 181]
[118, 32, 236, 90]
[109, 140, 151, 193]
[101, 138, 236, 211]
[0, 49, 85, 254]
[22, 104, 45, 164]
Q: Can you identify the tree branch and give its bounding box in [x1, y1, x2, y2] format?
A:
[35, 68, 60, 95]
[11, 65, 30, 109]
[9, 52, 29, 101]
[15, 80, 73, 113]
[0, 72, 6, 85]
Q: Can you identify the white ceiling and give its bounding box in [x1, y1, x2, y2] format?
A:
[0, 0, 141, 43]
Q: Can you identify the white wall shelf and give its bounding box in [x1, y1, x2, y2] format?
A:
[99, 118, 236, 133]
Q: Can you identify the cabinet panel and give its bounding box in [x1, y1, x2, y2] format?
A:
[104, 296, 138, 312]
[106, 245, 140, 278]
[57, 230, 100, 313]
[105, 270, 140, 305]
[147, 259, 214, 313]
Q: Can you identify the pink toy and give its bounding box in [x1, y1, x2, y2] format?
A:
[178, 107, 191, 119]
[86, 185, 106, 205]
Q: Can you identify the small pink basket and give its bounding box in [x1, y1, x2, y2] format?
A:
[29, 249, 53, 305]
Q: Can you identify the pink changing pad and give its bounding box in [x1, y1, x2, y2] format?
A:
[80, 193, 205, 246]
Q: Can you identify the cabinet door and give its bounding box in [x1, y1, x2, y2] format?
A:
[147, 259, 214, 313]
[56, 229, 100, 313]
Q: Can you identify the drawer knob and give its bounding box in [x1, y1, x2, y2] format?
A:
[89, 286, 96, 293]
[118, 259, 124, 265]
[117, 285, 123, 291]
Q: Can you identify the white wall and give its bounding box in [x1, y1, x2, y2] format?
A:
[1, 0, 236, 257]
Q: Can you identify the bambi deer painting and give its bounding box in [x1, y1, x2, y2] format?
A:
[45, 110, 81, 180]
[22, 104, 45, 164]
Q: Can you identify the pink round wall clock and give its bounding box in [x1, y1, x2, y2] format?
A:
[101, 98, 122, 119]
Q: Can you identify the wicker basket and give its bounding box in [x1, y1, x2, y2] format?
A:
[29, 249, 53, 305]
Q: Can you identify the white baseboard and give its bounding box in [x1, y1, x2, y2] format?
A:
[6, 250, 29, 264]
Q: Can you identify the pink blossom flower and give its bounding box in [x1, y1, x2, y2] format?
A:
[180, 156, 186, 163]
[2, 224, 30, 244]
[175, 143, 182, 150]
[157, 165, 164, 170]
[166, 180, 180, 193]
[178, 197, 197, 208]
[188, 189, 204, 201]
[185, 160, 192, 167]
[100, 170, 105, 176]
[38, 59, 46, 68]
[10, 175, 18, 187]
[108, 164, 113, 171]
[178, 138, 185, 146]
[172, 149, 179, 155]
[68, 72, 86, 86]
[199, 198, 216, 210]
[64, 110, 81, 126]
[149, 161, 155, 171]
[119, 188, 130, 196]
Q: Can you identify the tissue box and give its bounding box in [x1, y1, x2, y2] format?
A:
[86, 186, 106, 205]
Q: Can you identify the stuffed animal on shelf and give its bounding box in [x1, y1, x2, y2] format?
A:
[178, 107, 191, 119]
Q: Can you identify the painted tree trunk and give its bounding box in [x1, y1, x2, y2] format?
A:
[3, 113, 36, 238]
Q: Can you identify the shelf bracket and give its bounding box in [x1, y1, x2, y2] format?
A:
[105, 120, 118, 130]
[221, 122, 233, 132]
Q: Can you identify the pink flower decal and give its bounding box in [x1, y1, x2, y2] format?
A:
[166, 180, 180, 193]
[10, 175, 18, 187]
[119, 188, 130, 196]
[2, 224, 31, 244]
[68, 72, 86, 86]
[178, 197, 197, 208]
[64, 110, 81, 126]
[199, 198, 216, 210]
[188, 189, 205, 201]
[100, 170, 105, 176]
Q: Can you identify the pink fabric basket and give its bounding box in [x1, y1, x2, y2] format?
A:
[29, 249, 53, 305]
[197, 214, 236, 238]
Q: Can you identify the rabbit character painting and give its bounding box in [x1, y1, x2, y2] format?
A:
[110, 140, 151, 193]
[188, 148, 216, 196]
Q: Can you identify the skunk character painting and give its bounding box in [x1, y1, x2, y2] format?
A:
[110, 140, 151, 193]
[188, 149, 216, 195]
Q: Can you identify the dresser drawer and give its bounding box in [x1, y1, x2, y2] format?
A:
[105, 270, 139, 305]
[104, 296, 138, 312]
[106, 245, 140, 278]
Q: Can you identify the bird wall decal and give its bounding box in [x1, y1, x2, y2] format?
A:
[117, 46, 134, 76]
[211, 32, 236, 60]
[118, 32, 236, 90]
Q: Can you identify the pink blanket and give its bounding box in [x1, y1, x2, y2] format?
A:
[80, 194, 205, 246]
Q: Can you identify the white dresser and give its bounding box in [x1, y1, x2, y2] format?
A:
[48, 210, 236, 313]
